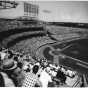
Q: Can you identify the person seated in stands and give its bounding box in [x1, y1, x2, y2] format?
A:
[22, 65, 42, 87]
[0, 51, 6, 60]
[39, 66, 52, 87]
[2, 50, 14, 61]
[7, 50, 14, 59]
[1, 48, 8, 53]
[54, 69, 67, 86]
[13, 54, 23, 69]
[22, 60, 30, 72]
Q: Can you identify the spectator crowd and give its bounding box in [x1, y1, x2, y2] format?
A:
[0, 47, 80, 87]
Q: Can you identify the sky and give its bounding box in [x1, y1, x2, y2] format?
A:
[32, 1, 88, 23]
[0, 1, 88, 23]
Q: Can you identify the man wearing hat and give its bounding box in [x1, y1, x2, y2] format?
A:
[1, 53, 23, 87]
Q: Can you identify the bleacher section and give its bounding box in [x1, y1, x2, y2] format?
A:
[0, 19, 88, 58]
